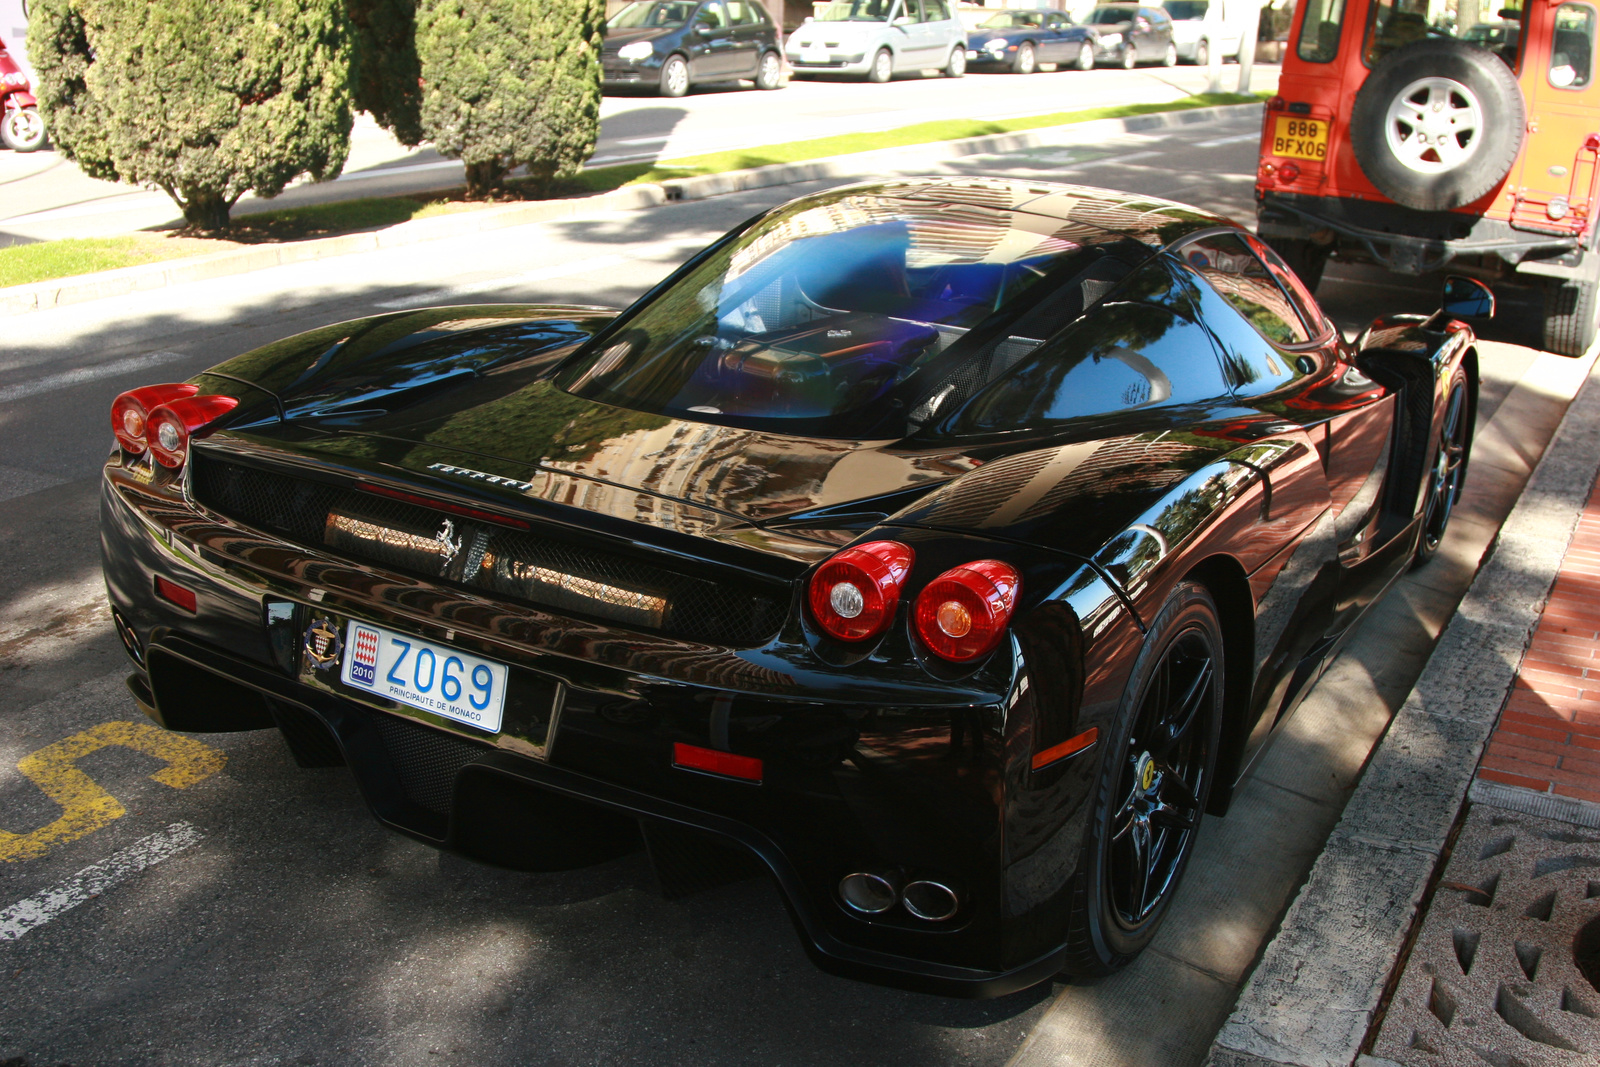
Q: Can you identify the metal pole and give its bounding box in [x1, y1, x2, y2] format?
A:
[1237, 0, 1260, 95]
[1206, 0, 1224, 93]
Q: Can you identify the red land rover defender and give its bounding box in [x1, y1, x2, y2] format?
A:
[1257, 0, 1600, 355]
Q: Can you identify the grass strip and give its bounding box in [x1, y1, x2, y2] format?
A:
[1, 91, 1267, 289]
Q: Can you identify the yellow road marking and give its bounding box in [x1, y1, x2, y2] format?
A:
[0, 721, 225, 862]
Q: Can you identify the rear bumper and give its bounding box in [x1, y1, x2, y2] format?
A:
[1257, 190, 1587, 276]
[99, 454, 1081, 997]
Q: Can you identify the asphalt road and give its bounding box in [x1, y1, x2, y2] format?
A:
[0, 62, 1277, 244]
[0, 113, 1554, 1066]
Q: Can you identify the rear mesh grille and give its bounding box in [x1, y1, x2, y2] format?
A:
[189, 452, 786, 646]
[371, 713, 490, 815]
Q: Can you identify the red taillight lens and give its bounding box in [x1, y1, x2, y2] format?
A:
[1278, 161, 1301, 185]
[110, 384, 198, 454]
[154, 575, 197, 613]
[673, 742, 763, 783]
[807, 540, 914, 642]
[146, 394, 240, 469]
[913, 560, 1021, 662]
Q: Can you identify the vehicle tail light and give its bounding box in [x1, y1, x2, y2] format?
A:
[673, 742, 763, 783]
[155, 575, 197, 613]
[1278, 162, 1301, 185]
[913, 560, 1020, 662]
[146, 394, 240, 469]
[807, 540, 914, 642]
[110, 384, 198, 454]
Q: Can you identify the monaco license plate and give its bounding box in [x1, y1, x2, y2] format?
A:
[341, 620, 508, 733]
[1272, 116, 1328, 161]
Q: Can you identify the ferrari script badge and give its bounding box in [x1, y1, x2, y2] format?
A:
[304, 617, 342, 667]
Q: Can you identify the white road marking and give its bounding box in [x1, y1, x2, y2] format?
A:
[1193, 132, 1261, 148]
[614, 136, 672, 146]
[1078, 149, 1162, 166]
[0, 350, 186, 404]
[0, 822, 202, 942]
[375, 254, 629, 310]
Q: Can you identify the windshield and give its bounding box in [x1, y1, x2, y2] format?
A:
[1088, 7, 1135, 24]
[555, 190, 1141, 439]
[608, 0, 695, 28]
[977, 11, 1048, 27]
[1365, 0, 1526, 64]
[1163, 0, 1208, 19]
[817, 0, 896, 21]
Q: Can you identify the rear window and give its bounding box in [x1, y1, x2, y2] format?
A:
[1364, 0, 1527, 66]
[556, 192, 1141, 439]
[1297, 0, 1347, 61]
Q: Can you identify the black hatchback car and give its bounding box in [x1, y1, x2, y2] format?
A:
[1086, 3, 1176, 67]
[602, 0, 785, 97]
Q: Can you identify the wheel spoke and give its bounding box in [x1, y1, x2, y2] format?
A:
[1155, 762, 1199, 812]
[1129, 816, 1153, 918]
[1148, 800, 1195, 832]
[1152, 658, 1212, 757]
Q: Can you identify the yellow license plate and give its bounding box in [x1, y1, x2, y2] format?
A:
[1272, 116, 1328, 161]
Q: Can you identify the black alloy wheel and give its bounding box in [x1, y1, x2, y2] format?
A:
[1063, 581, 1223, 975]
[1414, 368, 1471, 566]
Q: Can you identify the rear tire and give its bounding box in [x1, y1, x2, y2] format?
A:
[1061, 581, 1223, 976]
[0, 107, 45, 152]
[1076, 41, 1095, 70]
[1121, 43, 1137, 69]
[1543, 256, 1600, 357]
[867, 47, 893, 82]
[945, 45, 966, 77]
[755, 50, 783, 90]
[1162, 42, 1177, 66]
[1013, 41, 1037, 74]
[1194, 38, 1209, 67]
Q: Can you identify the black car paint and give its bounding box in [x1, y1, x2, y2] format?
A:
[100, 179, 1477, 997]
[964, 11, 1094, 70]
[601, 0, 781, 91]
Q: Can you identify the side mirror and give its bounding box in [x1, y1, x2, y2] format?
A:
[1441, 275, 1495, 320]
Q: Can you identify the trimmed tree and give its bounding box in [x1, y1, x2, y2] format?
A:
[30, 0, 354, 231]
[346, 0, 424, 145]
[416, 0, 603, 199]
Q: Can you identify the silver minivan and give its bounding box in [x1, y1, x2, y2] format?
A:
[787, 0, 968, 82]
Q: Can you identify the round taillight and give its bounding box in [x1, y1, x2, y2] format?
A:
[110, 383, 199, 454]
[1278, 161, 1301, 185]
[808, 541, 914, 642]
[145, 394, 240, 469]
[913, 560, 1020, 662]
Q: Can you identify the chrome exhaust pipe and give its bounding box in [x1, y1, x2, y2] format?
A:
[902, 879, 960, 922]
[839, 869, 902, 915]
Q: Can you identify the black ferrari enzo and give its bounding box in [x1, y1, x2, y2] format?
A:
[101, 178, 1484, 997]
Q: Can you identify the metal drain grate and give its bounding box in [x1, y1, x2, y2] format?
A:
[1370, 805, 1600, 1065]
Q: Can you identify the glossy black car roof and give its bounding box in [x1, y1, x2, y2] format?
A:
[828, 177, 1234, 250]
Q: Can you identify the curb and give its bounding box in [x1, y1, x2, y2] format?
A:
[1206, 351, 1600, 1067]
[0, 102, 1262, 319]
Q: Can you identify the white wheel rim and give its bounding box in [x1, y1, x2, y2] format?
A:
[1166, 44, 1175, 63]
[1124, 45, 1135, 67]
[951, 48, 964, 73]
[1081, 43, 1093, 68]
[761, 54, 779, 83]
[875, 51, 891, 79]
[1020, 45, 1033, 71]
[666, 59, 688, 93]
[6, 109, 41, 146]
[1384, 76, 1483, 174]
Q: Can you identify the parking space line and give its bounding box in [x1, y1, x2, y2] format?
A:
[1, 721, 225, 863]
[0, 822, 202, 942]
[1193, 132, 1261, 148]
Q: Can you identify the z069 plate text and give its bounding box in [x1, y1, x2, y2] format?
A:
[341, 620, 507, 732]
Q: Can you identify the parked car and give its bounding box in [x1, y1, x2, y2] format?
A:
[102, 176, 1484, 995]
[787, 0, 967, 82]
[964, 8, 1097, 74]
[1158, 0, 1241, 64]
[1086, 3, 1177, 67]
[601, 0, 784, 97]
[0, 34, 43, 152]
[1258, 0, 1600, 355]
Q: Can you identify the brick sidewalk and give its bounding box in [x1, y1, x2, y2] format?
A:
[1477, 467, 1600, 804]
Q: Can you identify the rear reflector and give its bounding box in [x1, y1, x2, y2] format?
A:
[155, 576, 198, 613]
[1031, 727, 1098, 771]
[672, 742, 763, 783]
